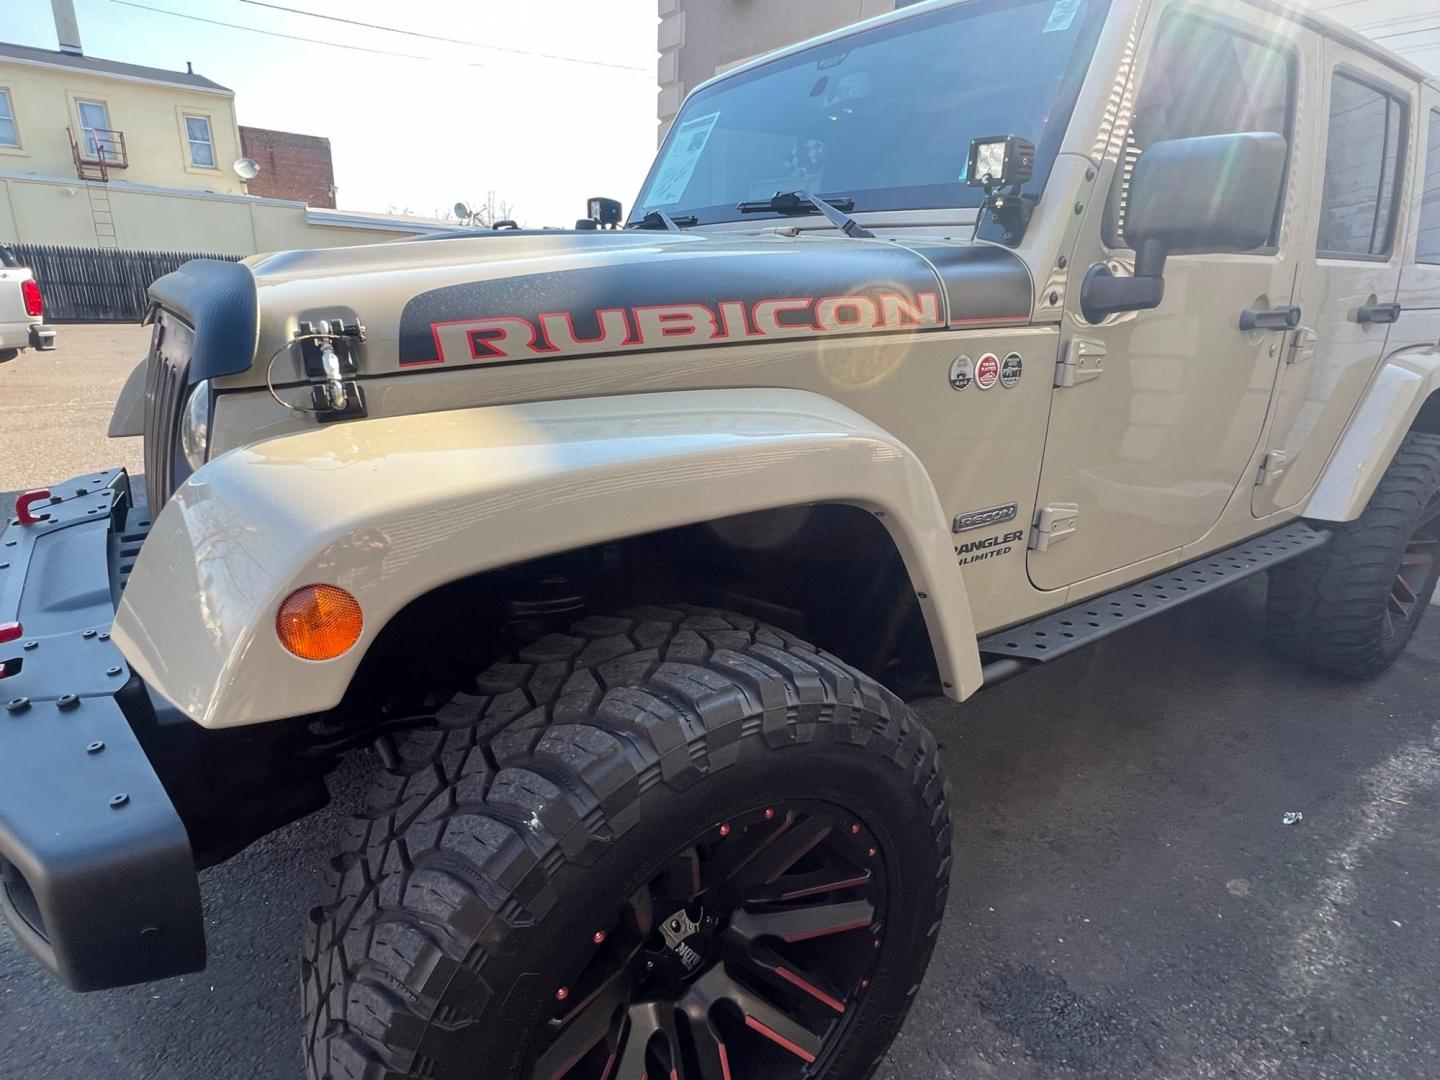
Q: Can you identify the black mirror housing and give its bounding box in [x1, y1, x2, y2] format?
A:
[1123, 131, 1286, 256]
[1083, 131, 1287, 322]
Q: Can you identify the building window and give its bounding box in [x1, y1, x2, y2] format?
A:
[77, 99, 120, 162]
[1417, 111, 1440, 265]
[1317, 73, 1406, 258]
[185, 114, 216, 168]
[0, 89, 17, 147]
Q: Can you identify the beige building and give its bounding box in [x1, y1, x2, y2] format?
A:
[0, 3, 445, 255]
[657, 0, 1440, 137]
[0, 40, 246, 195]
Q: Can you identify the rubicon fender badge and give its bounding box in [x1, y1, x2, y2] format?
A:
[975, 353, 1000, 390]
[1001, 352, 1023, 388]
[954, 503, 1019, 533]
[949, 354, 974, 390]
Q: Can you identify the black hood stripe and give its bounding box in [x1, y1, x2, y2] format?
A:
[396, 242, 1031, 367]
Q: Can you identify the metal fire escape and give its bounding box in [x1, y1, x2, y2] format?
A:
[67, 126, 126, 249]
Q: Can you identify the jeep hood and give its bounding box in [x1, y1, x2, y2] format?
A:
[188, 230, 1033, 385]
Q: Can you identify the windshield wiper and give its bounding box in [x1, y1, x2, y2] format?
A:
[736, 190, 874, 239]
[627, 209, 698, 232]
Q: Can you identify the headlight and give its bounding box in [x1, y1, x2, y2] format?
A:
[179, 380, 212, 472]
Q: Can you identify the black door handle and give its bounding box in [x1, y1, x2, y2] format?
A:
[1356, 303, 1402, 325]
[1239, 305, 1302, 332]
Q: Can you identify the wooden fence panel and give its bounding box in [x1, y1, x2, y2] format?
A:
[7, 244, 241, 323]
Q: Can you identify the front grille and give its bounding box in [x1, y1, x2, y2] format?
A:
[141, 313, 192, 513]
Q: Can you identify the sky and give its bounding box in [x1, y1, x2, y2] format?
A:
[5, 0, 661, 225]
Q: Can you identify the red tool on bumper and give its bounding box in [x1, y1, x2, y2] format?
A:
[14, 489, 51, 526]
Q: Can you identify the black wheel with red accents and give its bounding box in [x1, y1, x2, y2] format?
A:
[533, 800, 890, 1080]
[1267, 431, 1440, 677]
[303, 606, 950, 1080]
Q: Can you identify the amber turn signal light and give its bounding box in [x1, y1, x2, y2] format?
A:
[276, 585, 363, 661]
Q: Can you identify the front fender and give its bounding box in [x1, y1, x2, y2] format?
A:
[112, 389, 981, 729]
[1306, 345, 1440, 522]
[107, 358, 147, 438]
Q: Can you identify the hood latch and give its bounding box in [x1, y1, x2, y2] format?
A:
[298, 319, 368, 423]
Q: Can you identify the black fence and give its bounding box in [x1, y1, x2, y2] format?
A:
[7, 244, 240, 323]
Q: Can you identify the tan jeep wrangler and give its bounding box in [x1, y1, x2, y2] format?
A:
[3, 1, 1440, 1077]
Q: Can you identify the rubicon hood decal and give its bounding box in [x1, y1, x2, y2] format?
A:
[396, 244, 953, 368]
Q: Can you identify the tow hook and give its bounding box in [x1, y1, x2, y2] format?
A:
[14, 489, 52, 526]
[297, 319, 368, 423]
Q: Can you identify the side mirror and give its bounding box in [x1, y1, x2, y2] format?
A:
[1081, 131, 1287, 322]
[587, 196, 623, 229]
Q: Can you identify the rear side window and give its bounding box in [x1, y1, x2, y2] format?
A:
[1317, 73, 1406, 258]
[1108, 14, 1294, 245]
[1417, 110, 1440, 265]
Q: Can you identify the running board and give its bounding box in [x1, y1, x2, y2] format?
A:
[979, 522, 1330, 665]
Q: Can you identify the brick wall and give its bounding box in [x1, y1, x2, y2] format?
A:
[238, 126, 336, 209]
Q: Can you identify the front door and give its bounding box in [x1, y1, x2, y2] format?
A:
[1029, 3, 1313, 591]
[1254, 44, 1417, 516]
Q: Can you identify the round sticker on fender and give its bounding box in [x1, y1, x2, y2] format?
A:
[975, 353, 1000, 390]
[949, 354, 974, 390]
[1001, 352, 1023, 388]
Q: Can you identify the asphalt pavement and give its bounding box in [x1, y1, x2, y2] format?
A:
[2, 327, 1439, 1079]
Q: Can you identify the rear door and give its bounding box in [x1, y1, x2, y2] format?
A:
[1253, 46, 1416, 515]
[1390, 88, 1440, 362]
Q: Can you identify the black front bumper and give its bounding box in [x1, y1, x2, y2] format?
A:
[0, 469, 204, 990]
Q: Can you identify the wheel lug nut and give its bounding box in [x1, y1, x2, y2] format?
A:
[593, 931, 606, 945]
[851, 823, 861, 835]
[860, 979, 870, 989]
[868, 847, 877, 858]
[719, 823, 731, 837]
[764, 808, 775, 820]
[555, 987, 569, 1002]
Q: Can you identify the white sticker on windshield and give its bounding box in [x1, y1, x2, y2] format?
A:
[1044, 0, 1082, 32]
[647, 111, 721, 207]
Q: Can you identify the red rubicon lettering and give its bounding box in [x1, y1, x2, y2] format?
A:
[752, 298, 815, 335]
[815, 295, 879, 331]
[634, 304, 718, 345]
[432, 316, 540, 362]
[881, 292, 940, 327]
[424, 290, 941, 364]
[540, 308, 631, 351]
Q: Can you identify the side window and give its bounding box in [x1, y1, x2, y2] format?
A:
[184, 115, 216, 168]
[1108, 14, 1294, 245]
[0, 89, 17, 148]
[1316, 73, 1405, 258]
[1417, 110, 1440, 265]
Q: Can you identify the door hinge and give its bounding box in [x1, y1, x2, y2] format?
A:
[1287, 327, 1316, 366]
[1256, 450, 1289, 486]
[1055, 337, 1105, 388]
[1030, 503, 1080, 551]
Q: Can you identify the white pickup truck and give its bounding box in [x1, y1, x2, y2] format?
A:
[0, 245, 55, 361]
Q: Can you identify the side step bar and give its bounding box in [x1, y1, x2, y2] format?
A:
[979, 522, 1330, 678]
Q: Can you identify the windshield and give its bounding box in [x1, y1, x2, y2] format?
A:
[631, 0, 1110, 226]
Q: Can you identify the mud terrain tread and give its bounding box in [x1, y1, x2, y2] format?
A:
[303, 605, 949, 1080]
[1266, 431, 1440, 676]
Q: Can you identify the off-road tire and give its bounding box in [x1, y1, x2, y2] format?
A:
[303, 605, 951, 1080]
[1267, 431, 1440, 676]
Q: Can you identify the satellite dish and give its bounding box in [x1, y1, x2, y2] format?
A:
[453, 201, 472, 220]
[232, 157, 260, 180]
